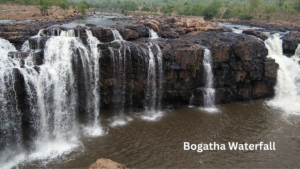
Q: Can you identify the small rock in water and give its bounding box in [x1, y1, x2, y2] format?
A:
[88, 158, 128, 169]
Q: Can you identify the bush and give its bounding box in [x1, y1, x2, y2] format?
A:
[77, 1, 89, 14]
[223, 8, 234, 19]
[239, 13, 253, 20]
[142, 6, 151, 11]
[121, 0, 138, 11]
[203, 0, 222, 19]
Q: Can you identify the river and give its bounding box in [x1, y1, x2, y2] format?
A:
[21, 99, 300, 168]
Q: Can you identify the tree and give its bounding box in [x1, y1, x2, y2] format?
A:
[38, 0, 51, 16]
[223, 7, 234, 19]
[161, 4, 174, 16]
[203, 0, 222, 19]
[121, 0, 137, 11]
[77, 1, 89, 14]
[249, 0, 262, 13]
[278, 0, 286, 7]
[294, 0, 300, 12]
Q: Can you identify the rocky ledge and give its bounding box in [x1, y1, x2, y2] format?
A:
[3, 16, 300, 109]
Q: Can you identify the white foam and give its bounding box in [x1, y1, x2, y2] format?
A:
[141, 110, 164, 121]
[109, 115, 133, 127]
[265, 34, 300, 114]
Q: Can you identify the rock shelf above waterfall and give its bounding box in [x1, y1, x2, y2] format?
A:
[0, 16, 287, 109]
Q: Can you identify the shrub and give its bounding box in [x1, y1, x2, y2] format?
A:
[203, 0, 222, 19]
[239, 13, 253, 20]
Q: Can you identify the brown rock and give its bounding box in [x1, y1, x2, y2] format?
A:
[264, 59, 278, 78]
[88, 158, 128, 169]
[184, 19, 194, 28]
[242, 29, 268, 40]
[125, 29, 139, 40]
[148, 22, 159, 33]
[236, 71, 247, 82]
[212, 40, 230, 62]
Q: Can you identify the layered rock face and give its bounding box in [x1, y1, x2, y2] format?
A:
[158, 31, 278, 106]
[0, 19, 280, 109]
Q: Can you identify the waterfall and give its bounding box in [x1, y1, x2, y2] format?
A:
[112, 29, 124, 41]
[0, 38, 24, 169]
[149, 29, 159, 39]
[146, 43, 157, 111]
[201, 49, 218, 112]
[28, 30, 82, 163]
[21, 40, 30, 52]
[0, 29, 107, 168]
[109, 29, 132, 127]
[292, 44, 300, 61]
[189, 92, 194, 107]
[265, 33, 300, 114]
[141, 29, 163, 121]
[84, 30, 106, 136]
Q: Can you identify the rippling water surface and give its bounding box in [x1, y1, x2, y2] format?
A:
[23, 99, 300, 168]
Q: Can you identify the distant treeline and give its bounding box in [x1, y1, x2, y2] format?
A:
[1, 0, 300, 20]
[91, 0, 300, 20]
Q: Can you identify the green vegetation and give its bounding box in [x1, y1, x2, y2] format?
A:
[193, 66, 200, 72]
[83, 0, 300, 21]
[77, 1, 89, 14]
[1, 0, 300, 20]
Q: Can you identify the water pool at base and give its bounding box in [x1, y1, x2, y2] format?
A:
[22, 99, 300, 168]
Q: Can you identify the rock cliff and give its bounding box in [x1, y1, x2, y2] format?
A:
[0, 18, 282, 109]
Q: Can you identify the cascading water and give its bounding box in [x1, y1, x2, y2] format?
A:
[201, 48, 218, 112]
[109, 29, 133, 127]
[265, 33, 300, 114]
[112, 29, 124, 41]
[292, 44, 300, 61]
[83, 30, 106, 136]
[141, 29, 163, 121]
[0, 29, 107, 168]
[0, 38, 24, 169]
[149, 29, 159, 39]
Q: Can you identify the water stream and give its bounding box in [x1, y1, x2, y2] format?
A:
[200, 49, 218, 112]
[264, 33, 300, 114]
[141, 29, 163, 121]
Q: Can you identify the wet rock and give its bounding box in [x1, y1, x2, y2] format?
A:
[282, 31, 300, 55]
[264, 59, 278, 78]
[0, 17, 279, 108]
[28, 37, 48, 50]
[242, 29, 268, 40]
[88, 158, 128, 169]
[91, 27, 114, 43]
[124, 28, 139, 40]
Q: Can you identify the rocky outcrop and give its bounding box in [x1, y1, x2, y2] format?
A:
[0, 20, 72, 49]
[159, 31, 278, 105]
[282, 31, 300, 55]
[0, 18, 281, 109]
[242, 29, 268, 40]
[88, 158, 128, 169]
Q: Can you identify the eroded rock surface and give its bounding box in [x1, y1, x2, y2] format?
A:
[0, 16, 283, 109]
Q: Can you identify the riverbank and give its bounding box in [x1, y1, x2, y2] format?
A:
[0, 4, 77, 20]
[230, 20, 300, 32]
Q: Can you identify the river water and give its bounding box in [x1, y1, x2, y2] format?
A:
[21, 99, 300, 168]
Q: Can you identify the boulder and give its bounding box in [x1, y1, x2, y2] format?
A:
[242, 29, 268, 40]
[88, 158, 128, 169]
[282, 31, 300, 55]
